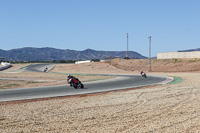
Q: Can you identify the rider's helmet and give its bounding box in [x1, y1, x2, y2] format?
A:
[67, 74, 71, 78]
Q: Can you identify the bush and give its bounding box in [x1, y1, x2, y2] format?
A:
[172, 59, 182, 63]
[91, 59, 100, 62]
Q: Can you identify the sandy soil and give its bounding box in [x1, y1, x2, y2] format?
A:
[51, 61, 129, 74]
[1, 59, 200, 132]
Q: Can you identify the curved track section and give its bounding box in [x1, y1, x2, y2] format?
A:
[23, 63, 56, 72]
[0, 64, 167, 102]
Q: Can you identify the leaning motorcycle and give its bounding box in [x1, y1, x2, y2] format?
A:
[141, 72, 147, 78]
[68, 78, 84, 89]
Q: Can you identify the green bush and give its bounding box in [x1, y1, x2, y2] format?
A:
[188, 58, 200, 63]
[172, 58, 183, 63]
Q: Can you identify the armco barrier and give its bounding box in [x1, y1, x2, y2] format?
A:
[0, 65, 12, 71]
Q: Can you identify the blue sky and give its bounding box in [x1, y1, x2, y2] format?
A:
[0, 0, 200, 57]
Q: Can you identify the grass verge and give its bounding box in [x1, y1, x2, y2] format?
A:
[167, 77, 184, 84]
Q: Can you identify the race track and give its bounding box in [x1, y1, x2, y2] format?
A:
[0, 64, 167, 102]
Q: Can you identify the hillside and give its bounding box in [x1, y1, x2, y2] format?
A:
[0, 47, 146, 61]
[108, 58, 200, 72]
[178, 48, 200, 52]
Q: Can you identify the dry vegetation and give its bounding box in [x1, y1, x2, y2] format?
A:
[109, 58, 200, 72]
[1, 59, 200, 132]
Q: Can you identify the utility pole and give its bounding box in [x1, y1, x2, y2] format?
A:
[148, 36, 151, 72]
[125, 33, 129, 59]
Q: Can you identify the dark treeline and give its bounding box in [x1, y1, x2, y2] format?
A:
[1, 59, 101, 64]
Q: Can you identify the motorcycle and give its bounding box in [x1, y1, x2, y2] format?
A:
[68, 77, 84, 89]
[141, 72, 147, 78]
[44, 67, 48, 72]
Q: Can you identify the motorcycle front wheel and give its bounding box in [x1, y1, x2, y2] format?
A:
[73, 84, 78, 89]
[81, 83, 84, 88]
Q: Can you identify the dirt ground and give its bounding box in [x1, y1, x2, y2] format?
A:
[1, 59, 200, 132]
[108, 58, 200, 72]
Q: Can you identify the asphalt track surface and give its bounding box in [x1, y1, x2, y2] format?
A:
[0, 64, 167, 102]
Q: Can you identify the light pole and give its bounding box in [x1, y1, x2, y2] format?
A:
[148, 36, 151, 72]
[125, 33, 129, 59]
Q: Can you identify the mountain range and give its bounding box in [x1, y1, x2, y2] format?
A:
[0, 47, 147, 61]
[178, 48, 200, 52]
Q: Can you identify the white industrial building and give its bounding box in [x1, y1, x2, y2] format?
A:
[75, 60, 93, 64]
[157, 51, 200, 59]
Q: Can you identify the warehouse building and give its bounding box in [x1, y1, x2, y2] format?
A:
[157, 51, 200, 59]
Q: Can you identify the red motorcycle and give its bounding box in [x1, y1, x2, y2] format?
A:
[68, 77, 84, 89]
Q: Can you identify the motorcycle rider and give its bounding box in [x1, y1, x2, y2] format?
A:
[67, 74, 80, 87]
[140, 70, 144, 75]
[44, 67, 48, 72]
[140, 70, 147, 78]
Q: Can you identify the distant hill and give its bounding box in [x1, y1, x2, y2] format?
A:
[178, 48, 200, 52]
[0, 47, 147, 61]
